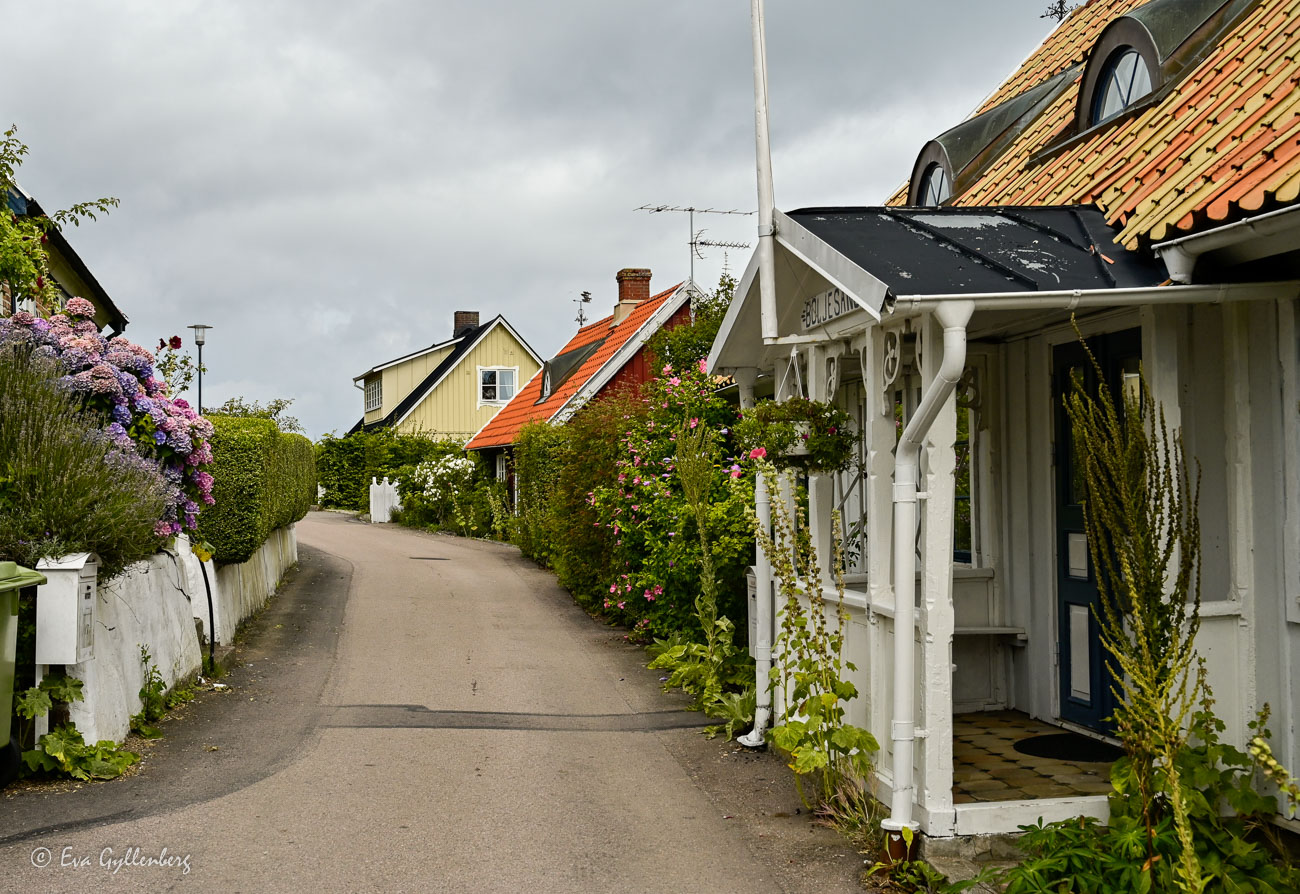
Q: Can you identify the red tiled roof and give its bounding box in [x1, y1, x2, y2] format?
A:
[466, 284, 684, 449]
[890, 0, 1300, 248]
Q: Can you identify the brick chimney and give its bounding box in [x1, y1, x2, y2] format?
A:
[453, 311, 480, 338]
[611, 268, 651, 327]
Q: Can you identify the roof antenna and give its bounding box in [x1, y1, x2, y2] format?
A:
[636, 204, 752, 283]
[573, 290, 592, 328]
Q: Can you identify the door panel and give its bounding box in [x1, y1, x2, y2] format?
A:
[1053, 328, 1139, 733]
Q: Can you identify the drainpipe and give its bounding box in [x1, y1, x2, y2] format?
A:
[882, 299, 973, 846]
[732, 367, 774, 748]
[739, 472, 774, 747]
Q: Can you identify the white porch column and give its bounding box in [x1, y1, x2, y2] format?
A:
[805, 344, 834, 587]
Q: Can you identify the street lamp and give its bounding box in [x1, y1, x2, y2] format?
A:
[187, 324, 212, 414]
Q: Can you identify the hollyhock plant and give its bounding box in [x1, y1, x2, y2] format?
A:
[0, 299, 215, 537]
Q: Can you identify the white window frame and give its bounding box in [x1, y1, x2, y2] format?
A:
[478, 366, 518, 406]
[364, 378, 382, 412]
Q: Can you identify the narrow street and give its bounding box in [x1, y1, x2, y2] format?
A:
[0, 513, 862, 893]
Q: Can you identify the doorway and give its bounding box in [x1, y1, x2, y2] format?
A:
[1052, 328, 1140, 734]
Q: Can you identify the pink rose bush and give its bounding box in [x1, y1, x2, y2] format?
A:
[589, 360, 754, 641]
[0, 300, 214, 536]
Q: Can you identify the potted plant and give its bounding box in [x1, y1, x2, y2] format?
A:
[735, 397, 857, 474]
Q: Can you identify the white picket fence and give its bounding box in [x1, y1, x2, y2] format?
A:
[369, 476, 402, 523]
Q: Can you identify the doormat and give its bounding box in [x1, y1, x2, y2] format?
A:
[1013, 732, 1123, 763]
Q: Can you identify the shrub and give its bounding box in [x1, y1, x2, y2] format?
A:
[0, 346, 168, 580]
[511, 422, 570, 567]
[591, 359, 754, 641]
[315, 427, 447, 510]
[197, 416, 315, 564]
[394, 443, 494, 536]
[0, 303, 214, 535]
[550, 389, 646, 610]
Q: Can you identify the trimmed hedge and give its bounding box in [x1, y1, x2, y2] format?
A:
[197, 417, 316, 565]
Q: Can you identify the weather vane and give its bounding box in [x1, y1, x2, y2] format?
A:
[573, 290, 592, 328]
[636, 204, 753, 282]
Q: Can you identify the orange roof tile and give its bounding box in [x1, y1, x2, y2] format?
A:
[890, 0, 1300, 249]
[466, 284, 684, 450]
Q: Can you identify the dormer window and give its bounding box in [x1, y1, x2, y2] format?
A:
[918, 164, 952, 207]
[1091, 47, 1152, 124]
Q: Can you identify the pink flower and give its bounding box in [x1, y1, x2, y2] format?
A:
[689, 417, 698, 429]
[749, 447, 767, 460]
[668, 377, 681, 386]
[64, 297, 97, 319]
[661, 364, 673, 375]
[697, 358, 708, 373]
[729, 464, 742, 478]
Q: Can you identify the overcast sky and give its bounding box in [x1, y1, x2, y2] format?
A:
[5, 1, 1053, 438]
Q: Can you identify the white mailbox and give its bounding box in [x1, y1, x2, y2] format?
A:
[35, 553, 98, 665]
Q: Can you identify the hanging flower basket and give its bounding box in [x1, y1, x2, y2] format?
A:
[735, 397, 857, 474]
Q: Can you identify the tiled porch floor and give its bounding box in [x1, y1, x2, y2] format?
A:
[953, 711, 1115, 803]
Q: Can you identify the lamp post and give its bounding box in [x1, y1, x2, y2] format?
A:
[187, 324, 212, 414]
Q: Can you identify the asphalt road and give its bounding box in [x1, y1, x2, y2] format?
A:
[0, 512, 862, 893]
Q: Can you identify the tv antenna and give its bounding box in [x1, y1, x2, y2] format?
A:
[636, 204, 753, 282]
[573, 290, 593, 328]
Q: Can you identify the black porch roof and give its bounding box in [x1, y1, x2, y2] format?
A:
[786, 205, 1168, 297]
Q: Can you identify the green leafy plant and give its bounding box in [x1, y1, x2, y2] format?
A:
[131, 646, 167, 738]
[22, 724, 139, 781]
[753, 462, 877, 805]
[646, 420, 754, 727]
[734, 397, 858, 474]
[0, 125, 118, 313]
[13, 672, 139, 781]
[865, 828, 988, 893]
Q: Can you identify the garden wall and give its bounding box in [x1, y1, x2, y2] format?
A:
[63, 539, 207, 744]
[51, 526, 298, 745]
[208, 524, 298, 645]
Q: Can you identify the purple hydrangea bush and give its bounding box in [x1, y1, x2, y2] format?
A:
[0, 297, 214, 537]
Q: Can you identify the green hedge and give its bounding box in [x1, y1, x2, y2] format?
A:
[198, 417, 317, 565]
[315, 428, 449, 511]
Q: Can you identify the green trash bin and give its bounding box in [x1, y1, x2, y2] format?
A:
[1, 560, 46, 787]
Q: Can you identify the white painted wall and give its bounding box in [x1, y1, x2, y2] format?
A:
[38, 525, 299, 745]
[62, 544, 204, 744]
[207, 525, 299, 646]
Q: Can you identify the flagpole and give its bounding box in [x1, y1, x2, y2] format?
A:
[751, 0, 779, 340]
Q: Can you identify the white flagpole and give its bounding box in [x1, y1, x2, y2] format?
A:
[750, 0, 779, 340]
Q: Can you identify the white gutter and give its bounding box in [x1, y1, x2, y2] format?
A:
[750, 0, 779, 340]
[1152, 204, 1300, 283]
[890, 281, 1300, 315]
[882, 300, 973, 843]
[738, 471, 774, 748]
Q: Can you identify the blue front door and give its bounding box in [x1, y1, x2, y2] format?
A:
[1052, 329, 1140, 734]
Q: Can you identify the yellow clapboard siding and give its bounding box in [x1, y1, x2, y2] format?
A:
[393, 324, 541, 441]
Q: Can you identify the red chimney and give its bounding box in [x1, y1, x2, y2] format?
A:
[611, 268, 651, 326]
[453, 311, 480, 337]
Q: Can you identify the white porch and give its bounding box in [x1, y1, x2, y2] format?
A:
[714, 205, 1300, 838]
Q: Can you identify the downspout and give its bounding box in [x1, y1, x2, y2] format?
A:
[882, 300, 973, 846]
[732, 367, 774, 748]
[739, 471, 774, 748]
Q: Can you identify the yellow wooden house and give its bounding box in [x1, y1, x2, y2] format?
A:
[349, 311, 542, 441]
